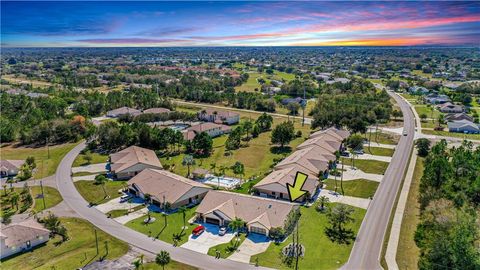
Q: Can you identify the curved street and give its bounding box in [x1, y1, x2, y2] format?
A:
[55, 142, 270, 270]
[341, 91, 416, 270]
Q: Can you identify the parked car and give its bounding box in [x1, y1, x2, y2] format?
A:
[340, 151, 350, 157]
[192, 225, 205, 236]
[120, 195, 131, 202]
[353, 149, 364, 155]
[219, 226, 227, 236]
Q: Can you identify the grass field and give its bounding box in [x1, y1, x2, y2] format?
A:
[414, 105, 441, 119]
[340, 158, 389, 175]
[421, 129, 480, 140]
[396, 157, 423, 270]
[370, 131, 399, 145]
[142, 261, 198, 270]
[323, 179, 379, 199]
[0, 142, 79, 179]
[251, 203, 366, 270]
[234, 72, 264, 92]
[107, 205, 145, 218]
[126, 206, 198, 245]
[207, 234, 247, 259]
[0, 217, 129, 270]
[31, 186, 62, 212]
[72, 151, 109, 167]
[2, 74, 53, 88]
[365, 146, 394, 157]
[74, 180, 126, 205]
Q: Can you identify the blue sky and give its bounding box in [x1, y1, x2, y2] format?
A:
[2, 1, 480, 47]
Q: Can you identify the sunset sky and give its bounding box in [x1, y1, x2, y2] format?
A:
[2, 1, 479, 47]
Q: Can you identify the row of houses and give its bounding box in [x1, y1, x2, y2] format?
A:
[254, 127, 350, 202]
[106, 106, 171, 118]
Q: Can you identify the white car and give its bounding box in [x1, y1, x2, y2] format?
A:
[219, 227, 227, 236]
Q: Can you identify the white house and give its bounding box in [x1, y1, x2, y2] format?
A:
[1, 219, 50, 259]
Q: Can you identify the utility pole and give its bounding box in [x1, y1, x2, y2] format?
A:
[295, 220, 300, 270]
[40, 180, 46, 210]
[95, 229, 99, 255]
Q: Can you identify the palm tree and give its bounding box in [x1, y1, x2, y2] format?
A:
[182, 155, 195, 178]
[210, 163, 216, 175]
[132, 254, 144, 270]
[155, 250, 171, 270]
[318, 196, 330, 211]
[94, 174, 108, 198]
[179, 206, 188, 229]
[11, 192, 19, 210]
[228, 217, 245, 244]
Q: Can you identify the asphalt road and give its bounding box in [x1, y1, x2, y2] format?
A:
[341, 91, 415, 270]
[55, 142, 271, 270]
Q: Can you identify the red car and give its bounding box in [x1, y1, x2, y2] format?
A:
[192, 225, 205, 236]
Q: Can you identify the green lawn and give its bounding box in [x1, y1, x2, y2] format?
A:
[414, 105, 441, 119]
[370, 131, 399, 145]
[142, 261, 198, 270]
[0, 217, 129, 270]
[107, 205, 145, 218]
[365, 146, 394, 157]
[340, 157, 389, 175]
[235, 72, 264, 92]
[396, 157, 423, 270]
[0, 142, 79, 179]
[31, 186, 62, 213]
[324, 179, 379, 199]
[72, 171, 99, 177]
[73, 151, 109, 167]
[74, 180, 126, 205]
[251, 203, 366, 270]
[207, 234, 247, 259]
[126, 206, 198, 245]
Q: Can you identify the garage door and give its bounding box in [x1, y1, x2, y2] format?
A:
[206, 217, 220, 225]
[250, 226, 267, 235]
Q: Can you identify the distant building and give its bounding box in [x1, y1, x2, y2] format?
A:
[424, 93, 450, 104]
[182, 122, 231, 141]
[437, 102, 464, 113]
[128, 169, 210, 209]
[142, 108, 171, 114]
[408, 86, 429, 95]
[1, 219, 50, 259]
[198, 108, 239, 125]
[106, 107, 142, 118]
[448, 119, 480, 134]
[109, 146, 163, 180]
[445, 113, 474, 122]
[0, 160, 25, 178]
[280, 97, 303, 106]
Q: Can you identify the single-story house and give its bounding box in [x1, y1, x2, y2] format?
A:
[128, 169, 211, 209]
[109, 146, 163, 180]
[106, 107, 142, 118]
[274, 146, 335, 176]
[447, 120, 480, 134]
[280, 97, 303, 106]
[1, 219, 50, 259]
[198, 108, 240, 125]
[0, 160, 25, 178]
[408, 86, 429, 95]
[182, 122, 231, 141]
[445, 113, 474, 122]
[437, 102, 465, 113]
[310, 127, 350, 141]
[142, 107, 171, 114]
[195, 190, 298, 236]
[254, 165, 319, 202]
[424, 93, 450, 104]
[296, 135, 342, 153]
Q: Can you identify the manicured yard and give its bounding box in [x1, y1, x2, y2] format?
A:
[365, 146, 394, 157]
[31, 186, 62, 212]
[340, 158, 389, 175]
[0, 217, 129, 270]
[207, 234, 246, 259]
[126, 206, 198, 245]
[0, 142, 79, 179]
[74, 180, 126, 205]
[142, 261, 198, 270]
[421, 129, 480, 140]
[323, 179, 379, 199]
[370, 131, 399, 145]
[72, 171, 99, 177]
[73, 151, 109, 167]
[234, 72, 264, 92]
[107, 205, 145, 218]
[251, 203, 366, 270]
[396, 157, 423, 270]
[414, 105, 441, 119]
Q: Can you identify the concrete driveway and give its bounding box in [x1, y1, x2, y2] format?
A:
[95, 196, 144, 213]
[72, 162, 108, 173]
[228, 234, 271, 263]
[181, 223, 234, 254]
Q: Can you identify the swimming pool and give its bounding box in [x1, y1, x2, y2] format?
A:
[203, 175, 241, 189]
[169, 124, 189, 131]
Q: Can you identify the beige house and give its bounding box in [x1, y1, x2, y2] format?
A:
[128, 169, 210, 209]
[296, 134, 342, 152]
[196, 190, 298, 235]
[1, 219, 50, 259]
[109, 146, 163, 180]
[254, 165, 319, 201]
[143, 107, 171, 114]
[0, 160, 25, 178]
[310, 127, 350, 141]
[182, 122, 232, 141]
[198, 108, 240, 125]
[274, 146, 335, 176]
[106, 106, 142, 118]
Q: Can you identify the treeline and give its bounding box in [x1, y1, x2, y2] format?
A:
[415, 140, 480, 269]
[310, 78, 392, 133]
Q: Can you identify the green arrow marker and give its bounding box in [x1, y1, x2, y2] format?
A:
[287, 172, 309, 202]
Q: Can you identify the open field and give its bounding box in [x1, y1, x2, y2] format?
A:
[31, 186, 62, 212]
[2, 74, 53, 88]
[74, 180, 126, 205]
[0, 142, 79, 179]
[72, 151, 109, 167]
[251, 202, 366, 270]
[126, 206, 198, 245]
[340, 158, 389, 175]
[414, 105, 441, 119]
[370, 131, 399, 145]
[323, 179, 379, 199]
[421, 129, 480, 140]
[0, 217, 129, 270]
[365, 146, 394, 157]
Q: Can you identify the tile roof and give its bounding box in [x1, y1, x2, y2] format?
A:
[0, 160, 25, 173]
[1, 219, 50, 247]
[110, 146, 162, 173]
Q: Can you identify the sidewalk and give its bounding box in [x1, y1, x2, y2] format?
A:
[317, 189, 371, 209]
